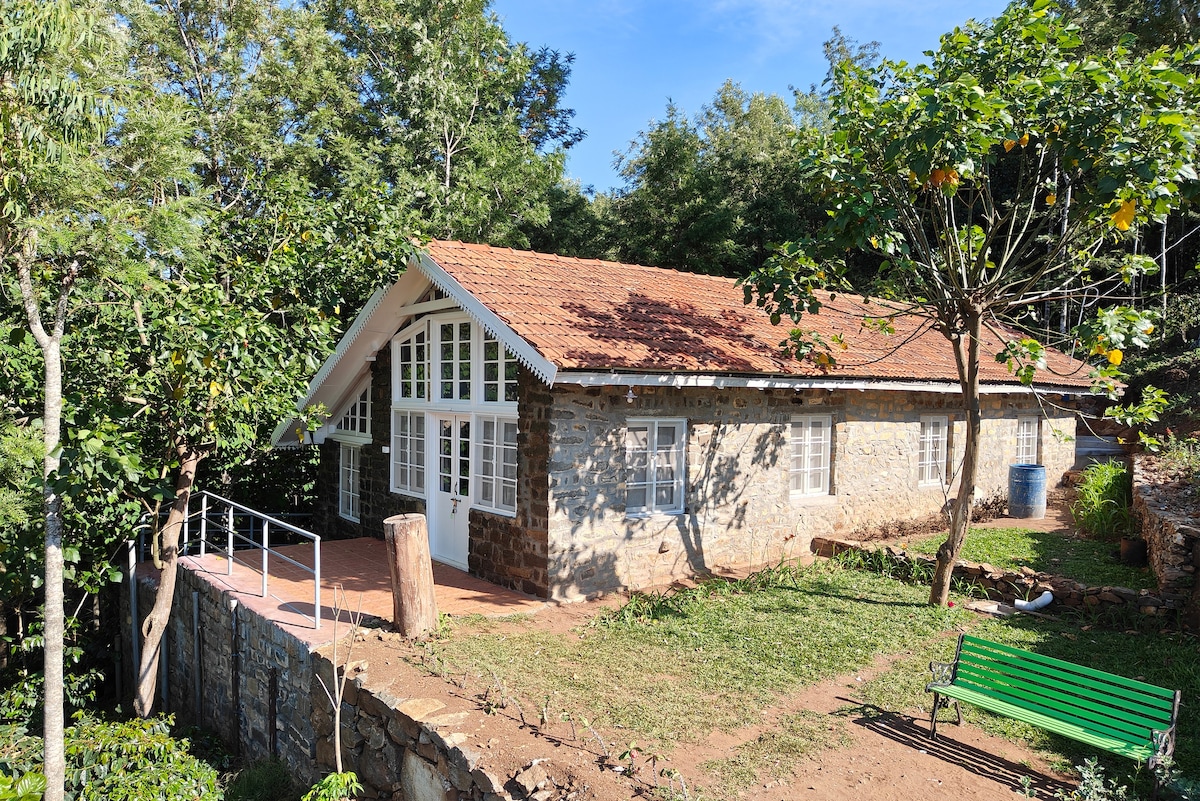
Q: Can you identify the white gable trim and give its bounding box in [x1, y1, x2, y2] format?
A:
[272, 269, 435, 447]
[415, 252, 558, 386]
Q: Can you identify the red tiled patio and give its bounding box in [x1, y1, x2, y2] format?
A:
[176, 537, 545, 648]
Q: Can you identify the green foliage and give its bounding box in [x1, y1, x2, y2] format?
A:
[0, 715, 220, 801]
[224, 758, 300, 801]
[0, 771, 46, 801]
[1071, 460, 1133, 539]
[301, 771, 362, 801]
[1054, 758, 1134, 801]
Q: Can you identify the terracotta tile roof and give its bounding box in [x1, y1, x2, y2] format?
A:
[425, 240, 1096, 388]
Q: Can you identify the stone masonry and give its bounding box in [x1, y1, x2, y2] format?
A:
[312, 347, 1075, 601]
[545, 385, 1075, 600]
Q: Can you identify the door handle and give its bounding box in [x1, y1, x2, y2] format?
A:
[451, 497, 459, 514]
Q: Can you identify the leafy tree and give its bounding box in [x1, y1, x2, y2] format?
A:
[318, 0, 580, 245]
[0, 1, 203, 795]
[745, 0, 1200, 605]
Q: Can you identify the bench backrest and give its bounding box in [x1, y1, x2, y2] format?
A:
[954, 635, 1178, 749]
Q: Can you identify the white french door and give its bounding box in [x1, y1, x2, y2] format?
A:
[430, 414, 471, 568]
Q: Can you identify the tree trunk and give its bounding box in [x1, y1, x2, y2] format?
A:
[929, 311, 983, 606]
[41, 338, 66, 801]
[133, 446, 205, 717]
[384, 514, 439, 638]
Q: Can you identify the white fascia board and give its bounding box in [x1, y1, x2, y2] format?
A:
[557, 371, 1094, 396]
[271, 271, 432, 447]
[416, 252, 558, 386]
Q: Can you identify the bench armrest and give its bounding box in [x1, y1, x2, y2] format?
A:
[928, 660, 955, 688]
[1150, 728, 1175, 767]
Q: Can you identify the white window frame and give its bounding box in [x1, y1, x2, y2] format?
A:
[482, 332, 519, 404]
[625, 418, 686, 517]
[392, 320, 430, 405]
[475, 415, 518, 515]
[339, 443, 361, 522]
[391, 410, 427, 497]
[434, 316, 475, 403]
[790, 415, 832, 497]
[918, 415, 949, 487]
[1016, 415, 1040, 465]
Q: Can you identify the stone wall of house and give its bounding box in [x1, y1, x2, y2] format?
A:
[1132, 456, 1199, 626]
[128, 567, 319, 785]
[545, 385, 1075, 600]
[468, 367, 552, 597]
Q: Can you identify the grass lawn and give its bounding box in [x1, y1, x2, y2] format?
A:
[419, 562, 1198, 796]
[904, 527, 1157, 590]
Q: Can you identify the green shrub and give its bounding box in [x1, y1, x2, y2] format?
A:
[225, 758, 300, 801]
[0, 714, 220, 801]
[1071, 460, 1132, 539]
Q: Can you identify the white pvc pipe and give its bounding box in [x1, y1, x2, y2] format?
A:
[1014, 590, 1054, 611]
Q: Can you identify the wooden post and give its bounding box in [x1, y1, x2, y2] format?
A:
[383, 514, 439, 638]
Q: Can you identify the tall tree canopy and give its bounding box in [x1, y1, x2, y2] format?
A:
[745, 0, 1200, 605]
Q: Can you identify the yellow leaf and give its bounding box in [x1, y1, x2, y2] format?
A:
[1110, 200, 1136, 231]
[1107, 349, 1123, 366]
[815, 270, 826, 280]
[208, 381, 222, 397]
[1143, 324, 1155, 335]
[1045, 193, 1057, 206]
[1003, 139, 1016, 152]
[1018, 133, 1030, 147]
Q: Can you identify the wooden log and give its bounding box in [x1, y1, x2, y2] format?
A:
[383, 514, 439, 638]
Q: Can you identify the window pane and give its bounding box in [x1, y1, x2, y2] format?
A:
[627, 487, 647, 509]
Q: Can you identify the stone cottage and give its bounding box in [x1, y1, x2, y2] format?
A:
[274, 240, 1093, 600]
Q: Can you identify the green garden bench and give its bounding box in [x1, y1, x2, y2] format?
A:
[927, 634, 1181, 776]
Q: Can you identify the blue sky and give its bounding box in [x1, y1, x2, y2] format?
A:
[494, 0, 1011, 193]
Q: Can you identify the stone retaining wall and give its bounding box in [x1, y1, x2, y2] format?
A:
[309, 656, 510, 800]
[1132, 456, 1200, 625]
[128, 566, 319, 783]
[810, 537, 1190, 619]
[133, 564, 520, 798]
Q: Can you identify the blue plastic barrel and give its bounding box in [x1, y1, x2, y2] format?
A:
[1008, 464, 1047, 519]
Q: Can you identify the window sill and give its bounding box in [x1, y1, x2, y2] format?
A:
[389, 487, 428, 501]
[790, 493, 837, 507]
[625, 509, 685, 521]
[338, 513, 360, 523]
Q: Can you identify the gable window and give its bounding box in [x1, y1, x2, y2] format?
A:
[790, 415, 832, 496]
[918, 415, 949, 486]
[391, 410, 426, 496]
[438, 321, 473, 401]
[396, 324, 429, 402]
[476, 416, 518, 513]
[483, 334, 519, 403]
[336, 387, 370, 437]
[339, 444, 361, 522]
[1016, 416, 1040, 464]
[626, 419, 686, 516]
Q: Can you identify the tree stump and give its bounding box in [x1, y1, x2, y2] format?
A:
[383, 514, 438, 638]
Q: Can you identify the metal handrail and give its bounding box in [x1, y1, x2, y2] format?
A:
[181, 490, 322, 629]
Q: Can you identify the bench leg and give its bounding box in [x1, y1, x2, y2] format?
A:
[929, 693, 963, 740]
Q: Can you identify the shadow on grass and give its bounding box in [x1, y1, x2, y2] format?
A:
[839, 702, 1073, 799]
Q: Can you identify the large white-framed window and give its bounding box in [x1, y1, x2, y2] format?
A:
[391, 410, 426, 496]
[790, 415, 832, 497]
[394, 321, 430, 402]
[339, 444, 361, 522]
[1016, 416, 1040, 464]
[482, 334, 519, 403]
[336, 387, 370, 438]
[625, 418, 686, 516]
[437, 319, 474, 401]
[476, 415, 518, 514]
[918, 415, 949, 486]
